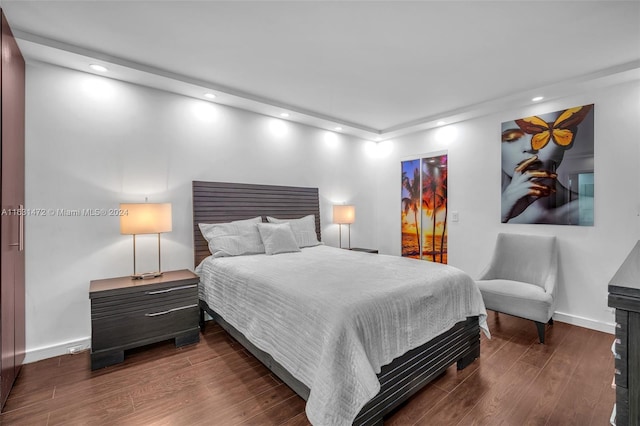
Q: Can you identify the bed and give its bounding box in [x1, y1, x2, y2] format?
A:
[192, 181, 487, 426]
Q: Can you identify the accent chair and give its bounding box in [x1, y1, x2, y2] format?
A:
[476, 233, 558, 343]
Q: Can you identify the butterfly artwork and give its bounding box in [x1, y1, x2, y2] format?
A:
[515, 104, 594, 151]
[500, 103, 595, 226]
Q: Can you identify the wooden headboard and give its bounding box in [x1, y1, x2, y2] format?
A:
[192, 181, 321, 266]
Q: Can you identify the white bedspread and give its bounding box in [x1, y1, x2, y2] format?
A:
[197, 245, 488, 425]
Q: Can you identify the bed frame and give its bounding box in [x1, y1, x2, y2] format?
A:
[192, 181, 480, 425]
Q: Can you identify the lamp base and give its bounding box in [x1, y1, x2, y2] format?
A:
[131, 271, 163, 280]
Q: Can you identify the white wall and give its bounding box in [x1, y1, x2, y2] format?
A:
[375, 80, 640, 332]
[24, 62, 380, 362]
[24, 60, 640, 362]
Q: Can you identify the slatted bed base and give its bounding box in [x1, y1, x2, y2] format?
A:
[200, 301, 480, 426]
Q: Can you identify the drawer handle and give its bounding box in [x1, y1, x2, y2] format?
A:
[616, 323, 621, 328]
[145, 304, 198, 317]
[615, 368, 621, 376]
[615, 338, 621, 345]
[145, 284, 197, 295]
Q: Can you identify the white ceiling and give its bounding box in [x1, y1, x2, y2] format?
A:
[3, 0, 640, 140]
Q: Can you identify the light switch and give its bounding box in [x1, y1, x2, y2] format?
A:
[452, 211, 459, 222]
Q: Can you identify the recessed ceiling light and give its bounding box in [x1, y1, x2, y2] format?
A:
[280, 112, 290, 118]
[89, 64, 108, 73]
[532, 96, 544, 102]
[204, 93, 217, 99]
[334, 126, 343, 131]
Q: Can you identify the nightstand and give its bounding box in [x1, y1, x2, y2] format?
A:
[349, 248, 379, 254]
[89, 269, 200, 370]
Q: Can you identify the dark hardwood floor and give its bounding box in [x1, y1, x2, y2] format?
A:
[0, 311, 616, 425]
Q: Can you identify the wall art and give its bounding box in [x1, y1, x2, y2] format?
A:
[501, 104, 594, 225]
[401, 152, 448, 263]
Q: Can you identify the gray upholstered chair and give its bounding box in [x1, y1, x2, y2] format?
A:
[476, 233, 558, 343]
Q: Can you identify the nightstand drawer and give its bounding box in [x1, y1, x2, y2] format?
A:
[349, 248, 379, 254]
[91, 283, 197, 319]
[92, 303, 199, 351]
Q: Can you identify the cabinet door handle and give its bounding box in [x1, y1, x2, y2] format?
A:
[145, 284, 197, 295]
[8, 204, 24, 251]
[145, 304, 198, 317]
[19, 204, 24, 252]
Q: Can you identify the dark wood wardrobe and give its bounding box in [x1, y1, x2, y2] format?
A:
[0, 9, 26, 410]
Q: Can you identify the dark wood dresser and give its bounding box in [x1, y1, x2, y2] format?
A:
[609, 240, 640, 426]
[90, 269, 200, 370]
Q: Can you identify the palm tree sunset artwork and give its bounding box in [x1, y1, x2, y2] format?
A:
[402, 160, 422, 258]
[422, 155, 448, 264]
[401, 154, 448, 264]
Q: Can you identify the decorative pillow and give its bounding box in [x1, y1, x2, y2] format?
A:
[266, 214, 321, 248]
[198, 217, 264, 257]
[198, 216, 262, 239]
[257, 223, 301, 255]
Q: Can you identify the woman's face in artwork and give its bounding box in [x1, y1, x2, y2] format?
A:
[501, 120, 565, 177]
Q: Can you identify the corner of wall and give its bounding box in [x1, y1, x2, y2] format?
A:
[23, 337, 91, 364]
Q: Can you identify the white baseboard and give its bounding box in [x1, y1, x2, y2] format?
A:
[553, 311, 615, 334]
[24, 336, 91, 364]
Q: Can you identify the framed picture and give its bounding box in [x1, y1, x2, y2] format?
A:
[501, 104, 594, 225]
[401, 152, 448, 263]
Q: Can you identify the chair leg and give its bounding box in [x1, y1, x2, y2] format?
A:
[535, 321, 545, 344]
[548, 318, 554, 326]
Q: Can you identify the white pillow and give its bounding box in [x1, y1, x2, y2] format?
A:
[198, 217, 264, 257]
[257, 223, 301, 255]
[266, 214, 321, 248]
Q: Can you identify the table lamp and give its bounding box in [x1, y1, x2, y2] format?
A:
[333, 204, 355, 249]
[120, 203, 172, 279]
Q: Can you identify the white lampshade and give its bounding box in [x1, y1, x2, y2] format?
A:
[333, 205, 355, 224]
[120, 203, 172, 235]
